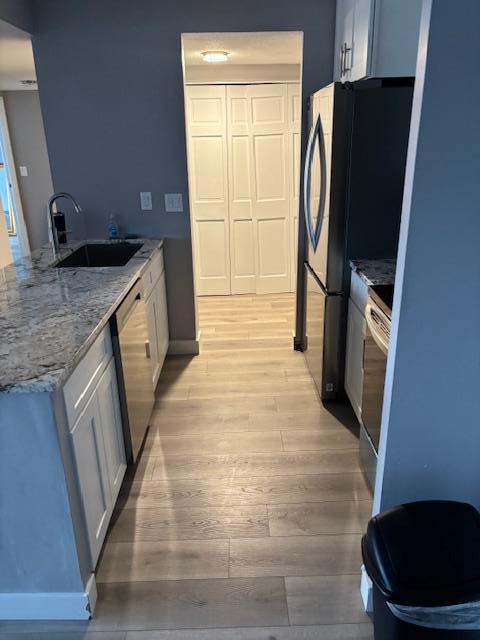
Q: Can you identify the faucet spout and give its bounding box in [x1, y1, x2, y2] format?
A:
[48, 192, 82, 256]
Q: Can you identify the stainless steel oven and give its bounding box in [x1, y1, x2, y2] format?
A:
[360, 285, 392, 490]
[111, 279, 154, 462]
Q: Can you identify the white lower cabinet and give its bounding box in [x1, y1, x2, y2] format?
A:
[145, 288, 162, 386]
[67, 338, 126, 568]
[144, 252, 169, 388]
[97, 358, 127, 505]
[70, 388, 113, 568]
[345, 298, 366, 423]
[156, 270, 169, 364]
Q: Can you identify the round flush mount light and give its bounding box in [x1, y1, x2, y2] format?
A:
[201, 51, 229, 63]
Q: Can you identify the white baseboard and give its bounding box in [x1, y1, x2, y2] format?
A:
[168, 339, 199, 356]
[0, 574, 97, 620]
[361, 564, 373, 613]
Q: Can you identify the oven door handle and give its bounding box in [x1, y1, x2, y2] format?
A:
[365, 304, 389, 356]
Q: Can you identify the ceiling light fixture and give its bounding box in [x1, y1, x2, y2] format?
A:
[202, 51, 229, 63]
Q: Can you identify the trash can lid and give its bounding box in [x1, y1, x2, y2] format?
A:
[362, 500, 480, 607]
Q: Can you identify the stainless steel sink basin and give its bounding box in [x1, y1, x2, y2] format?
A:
[54, 243, 143, 268]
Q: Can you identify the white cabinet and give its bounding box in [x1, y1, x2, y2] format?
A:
[335, 0, 423, 82]
[145, 289, 161, 385]
[345, 270, 368, 422]
[143, 247, 169, 388]
[70, 389, 112, 568]
[65, 326, 126, 568]
[345, 297, 366, 422]
[336, 0, 357, 82]
[96, 359, 127, 505]
[156, 270, 169, 364]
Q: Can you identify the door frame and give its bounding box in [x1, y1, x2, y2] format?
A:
[0, 97, 30, 257]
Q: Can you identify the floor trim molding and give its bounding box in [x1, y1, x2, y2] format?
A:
[168, 339, 200, 356]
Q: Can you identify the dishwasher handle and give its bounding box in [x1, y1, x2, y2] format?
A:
[115, 279, 145, 333]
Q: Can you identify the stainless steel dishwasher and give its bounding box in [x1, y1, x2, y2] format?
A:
[111, 279, 154, 462]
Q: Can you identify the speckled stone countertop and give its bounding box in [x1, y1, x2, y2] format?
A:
[0, 238, 163, 394]
[349, 258, 396, 286]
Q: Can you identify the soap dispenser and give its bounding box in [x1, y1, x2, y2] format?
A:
[108, 214, 120, 240]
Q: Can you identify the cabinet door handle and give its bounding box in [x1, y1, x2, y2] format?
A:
[145, 340, 151, 359]
[344, 42, 352, 73]
[340, 43, 345, 77]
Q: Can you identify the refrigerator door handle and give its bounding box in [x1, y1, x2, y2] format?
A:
[303, 114, 318, 249]
[303, 111, 327, 251]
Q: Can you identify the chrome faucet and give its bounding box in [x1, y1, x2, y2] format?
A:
[48, 192, 82, 256]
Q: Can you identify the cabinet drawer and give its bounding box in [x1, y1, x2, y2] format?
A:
[350, 270, 368, 313]
[64, 325, 113, 429]
[142, 247, 164, 299]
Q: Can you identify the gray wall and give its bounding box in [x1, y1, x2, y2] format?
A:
[0, 0, 33, 32]
[30, 0, 336, 342]
[374, 0, 480, 512]
[2, 91, 54, 251]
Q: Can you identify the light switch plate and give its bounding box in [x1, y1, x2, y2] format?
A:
[164, 193, 183, 213]
[140, 191, 153, 210]
[19, 166, 28, 177]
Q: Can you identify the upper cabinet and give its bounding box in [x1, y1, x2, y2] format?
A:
[335, 0, 423, 82]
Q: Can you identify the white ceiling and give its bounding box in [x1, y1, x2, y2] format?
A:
[0, 19, 37, 91]
[182, 32, 303, 67]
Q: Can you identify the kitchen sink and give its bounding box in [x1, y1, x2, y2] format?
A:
[54, 242, 143, 268]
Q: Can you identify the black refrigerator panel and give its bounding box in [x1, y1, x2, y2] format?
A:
[345, 83, 414, 285]
[304, 264, 343, 400]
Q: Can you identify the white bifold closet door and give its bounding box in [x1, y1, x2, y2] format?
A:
[185, 85, 231, 296]
[186, 83, 300, 296]
[226, 85, 256, 294]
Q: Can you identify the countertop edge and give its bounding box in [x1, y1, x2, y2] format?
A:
[349, 258, 396, 287]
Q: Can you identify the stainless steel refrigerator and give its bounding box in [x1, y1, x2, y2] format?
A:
[300, 80, 413, 400]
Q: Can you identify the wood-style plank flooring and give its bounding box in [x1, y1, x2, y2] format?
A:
[0, 294, 373, 639]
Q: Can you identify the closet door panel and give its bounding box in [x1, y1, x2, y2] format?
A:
[186, 85, 230, 295]
[288, 84, 302, 292]
[247, 84, 291, 294]
[227, 86, 255, 294]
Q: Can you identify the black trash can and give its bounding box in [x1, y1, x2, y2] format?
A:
[362, 500, 480, 639]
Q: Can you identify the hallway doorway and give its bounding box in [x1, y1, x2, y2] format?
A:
[182, 32, 303, 300]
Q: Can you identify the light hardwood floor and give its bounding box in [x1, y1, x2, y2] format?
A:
[0, 294, 373, 639]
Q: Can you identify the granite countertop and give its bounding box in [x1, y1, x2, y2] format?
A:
[349, 258, 396, 286]
[0, 238, 163, 394]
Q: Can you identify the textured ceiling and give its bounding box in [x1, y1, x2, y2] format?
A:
[0, 19, 36, 91]
[182, 32, 303, 67]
